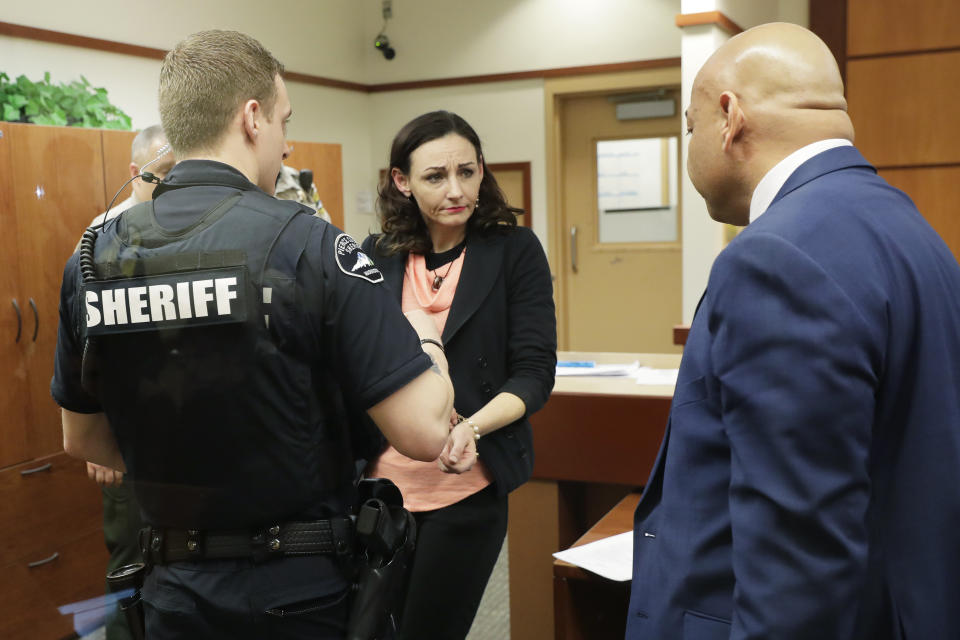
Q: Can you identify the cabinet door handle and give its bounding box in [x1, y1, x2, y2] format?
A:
[29, 298, 38, 342]
[20, 462, 52, 476]
[28, 552, 59, 568]
[570, 226, 579, 274]
[11, 298, 21, 343]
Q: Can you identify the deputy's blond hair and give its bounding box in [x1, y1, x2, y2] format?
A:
[159, 30, 284, 155]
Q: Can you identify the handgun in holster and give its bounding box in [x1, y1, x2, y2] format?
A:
[106, 562, 147, 640]
[347, 478, 417, 640]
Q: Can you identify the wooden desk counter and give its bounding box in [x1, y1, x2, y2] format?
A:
[553, 493, 641, 640]
[508, 352, 677, 640]
[533, 351, 678, 486]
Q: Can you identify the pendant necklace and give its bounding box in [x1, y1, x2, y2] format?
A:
[431, 261, 455, 291]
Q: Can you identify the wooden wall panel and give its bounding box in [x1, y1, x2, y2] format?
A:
[508, 480, 559, 640]
[810, 0, 847, 83]
[848, 0, 960, 56]
[881, 166, 960, 262]
[847, 51, 960, 167]
[286, 141, 344, 230]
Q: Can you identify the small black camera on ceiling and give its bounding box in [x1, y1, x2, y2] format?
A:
[374, 33, 396, 60]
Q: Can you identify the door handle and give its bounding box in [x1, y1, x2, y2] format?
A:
[570, 226, 579, 274]
[29, 298, 38, 342]
[11, 298, 21, 343]
[28, 552, 60, 568]
[20, 462, 53, 476]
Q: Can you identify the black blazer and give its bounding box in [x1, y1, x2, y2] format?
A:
[361, 226, 557, 495]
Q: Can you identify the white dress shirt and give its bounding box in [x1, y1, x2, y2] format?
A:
[749, 139, 853, 223]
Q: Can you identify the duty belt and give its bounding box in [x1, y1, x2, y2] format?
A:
[140, 518, 353, 565]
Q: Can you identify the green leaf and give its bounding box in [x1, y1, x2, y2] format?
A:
[2, 103, 21, 121]
[1, 71, 131, 130]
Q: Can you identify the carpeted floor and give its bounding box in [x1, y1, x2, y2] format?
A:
[466, 534, 511, 640]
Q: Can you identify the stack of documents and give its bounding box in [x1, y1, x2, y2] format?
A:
[556, 361, 679, 386]
[632, 366, 679, 386]
[556, 361, 639, 377]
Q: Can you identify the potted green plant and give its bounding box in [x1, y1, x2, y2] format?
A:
[0, 72, 131, 129]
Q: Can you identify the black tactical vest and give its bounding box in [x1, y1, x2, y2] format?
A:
[86, 192, 355, 529]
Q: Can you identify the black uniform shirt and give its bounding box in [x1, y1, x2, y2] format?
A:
[51, 160, 432, 524]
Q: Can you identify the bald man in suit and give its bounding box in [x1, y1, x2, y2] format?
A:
[627, 23, 960, 640]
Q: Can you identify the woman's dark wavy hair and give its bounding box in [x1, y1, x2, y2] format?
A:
[376, 110, 521, 255]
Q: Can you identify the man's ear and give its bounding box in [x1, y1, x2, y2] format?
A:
[129, 162, 140, 180]
[241, 98, 261, 144]
[719, 91, 745, 153]
[391, 167, 411, 196]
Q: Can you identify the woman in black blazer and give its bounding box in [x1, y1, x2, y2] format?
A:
[361, 111, 556, 639]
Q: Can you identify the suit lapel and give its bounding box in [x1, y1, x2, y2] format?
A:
[442, 233, 503, 343]
[635, 288, 707, 518]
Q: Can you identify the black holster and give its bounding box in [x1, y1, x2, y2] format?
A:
[347, 479, 417, 640]
[106, 562, 146, 640]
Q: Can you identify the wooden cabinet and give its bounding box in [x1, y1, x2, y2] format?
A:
[1, 122, 107, 468]
[0, 122, 109, 638]
[0, 453, 106, 640]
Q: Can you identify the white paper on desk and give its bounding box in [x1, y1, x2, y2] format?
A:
[632, 366, 679, 386]
[552, 531, 634, 582]
[555, 361, 639, 377]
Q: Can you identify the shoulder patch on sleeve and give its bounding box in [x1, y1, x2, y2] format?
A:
[334, 233, 384, 284]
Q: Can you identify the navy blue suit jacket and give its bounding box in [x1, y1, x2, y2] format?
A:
[627, 147, 960, 640]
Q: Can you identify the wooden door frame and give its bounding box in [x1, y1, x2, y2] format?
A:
[544, 66, 682, 349]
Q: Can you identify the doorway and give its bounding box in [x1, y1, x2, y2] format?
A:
[549, 71, 683, 353]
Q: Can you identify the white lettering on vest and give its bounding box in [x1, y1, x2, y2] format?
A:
[85, 290, 102, 328]
[101, 289, 128, 325]
[176, 282, 192, 319]
[192, 279, 214, 317]
[86, 272, 246, 333]
[149, 284, 176, 322]
[128, 286, 149, 323]
[214, 277, 238, 315]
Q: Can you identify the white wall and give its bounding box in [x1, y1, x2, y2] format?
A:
[362, 0, 681, 84]
[2, 0, 367, 81]
[679, 0, 808, 30]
